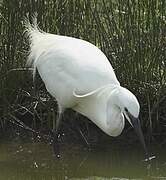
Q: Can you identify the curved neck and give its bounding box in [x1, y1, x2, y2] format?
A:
[73, 84, 124, 136]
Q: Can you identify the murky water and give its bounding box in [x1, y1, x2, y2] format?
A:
[0, 141, 166, 180]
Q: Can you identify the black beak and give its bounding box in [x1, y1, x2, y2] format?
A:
[132, 117, 148, 156]
[127, 112, 149, 158]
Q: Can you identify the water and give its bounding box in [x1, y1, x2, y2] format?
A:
[0, 141, 166, 180]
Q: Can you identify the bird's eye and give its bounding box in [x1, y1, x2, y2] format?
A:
[124, 107, 128, 112]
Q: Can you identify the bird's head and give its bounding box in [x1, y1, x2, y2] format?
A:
[113, 86, 148, 157]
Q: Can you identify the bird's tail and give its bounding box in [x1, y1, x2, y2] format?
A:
[24, 13, 45, 79]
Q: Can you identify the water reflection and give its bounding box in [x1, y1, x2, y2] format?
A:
[0, 141, 165, 180]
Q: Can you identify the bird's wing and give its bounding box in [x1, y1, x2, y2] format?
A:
[30, 34, 120, 106]
[36, 34, 119, 93]
[73, 84, 115, 98]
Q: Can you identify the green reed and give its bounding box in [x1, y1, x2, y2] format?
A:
[0, 0, 165, 138]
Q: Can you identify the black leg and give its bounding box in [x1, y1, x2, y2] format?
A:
[52, 105, 64, 158]
[52, 129, 60, 158]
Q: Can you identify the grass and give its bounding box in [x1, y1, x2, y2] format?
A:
[0, 0, 165, 141]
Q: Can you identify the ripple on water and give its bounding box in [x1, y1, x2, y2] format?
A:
[70, 177, 143, 180]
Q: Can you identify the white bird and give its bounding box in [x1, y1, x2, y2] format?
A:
[25, 18, 148, 157]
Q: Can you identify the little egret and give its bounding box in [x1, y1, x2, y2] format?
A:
[25, 18, 149, 158]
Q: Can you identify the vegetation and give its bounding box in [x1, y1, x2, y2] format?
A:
[0, 0, 165, 143]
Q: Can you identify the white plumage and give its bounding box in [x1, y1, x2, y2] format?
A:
[25, 18, 148, 155]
